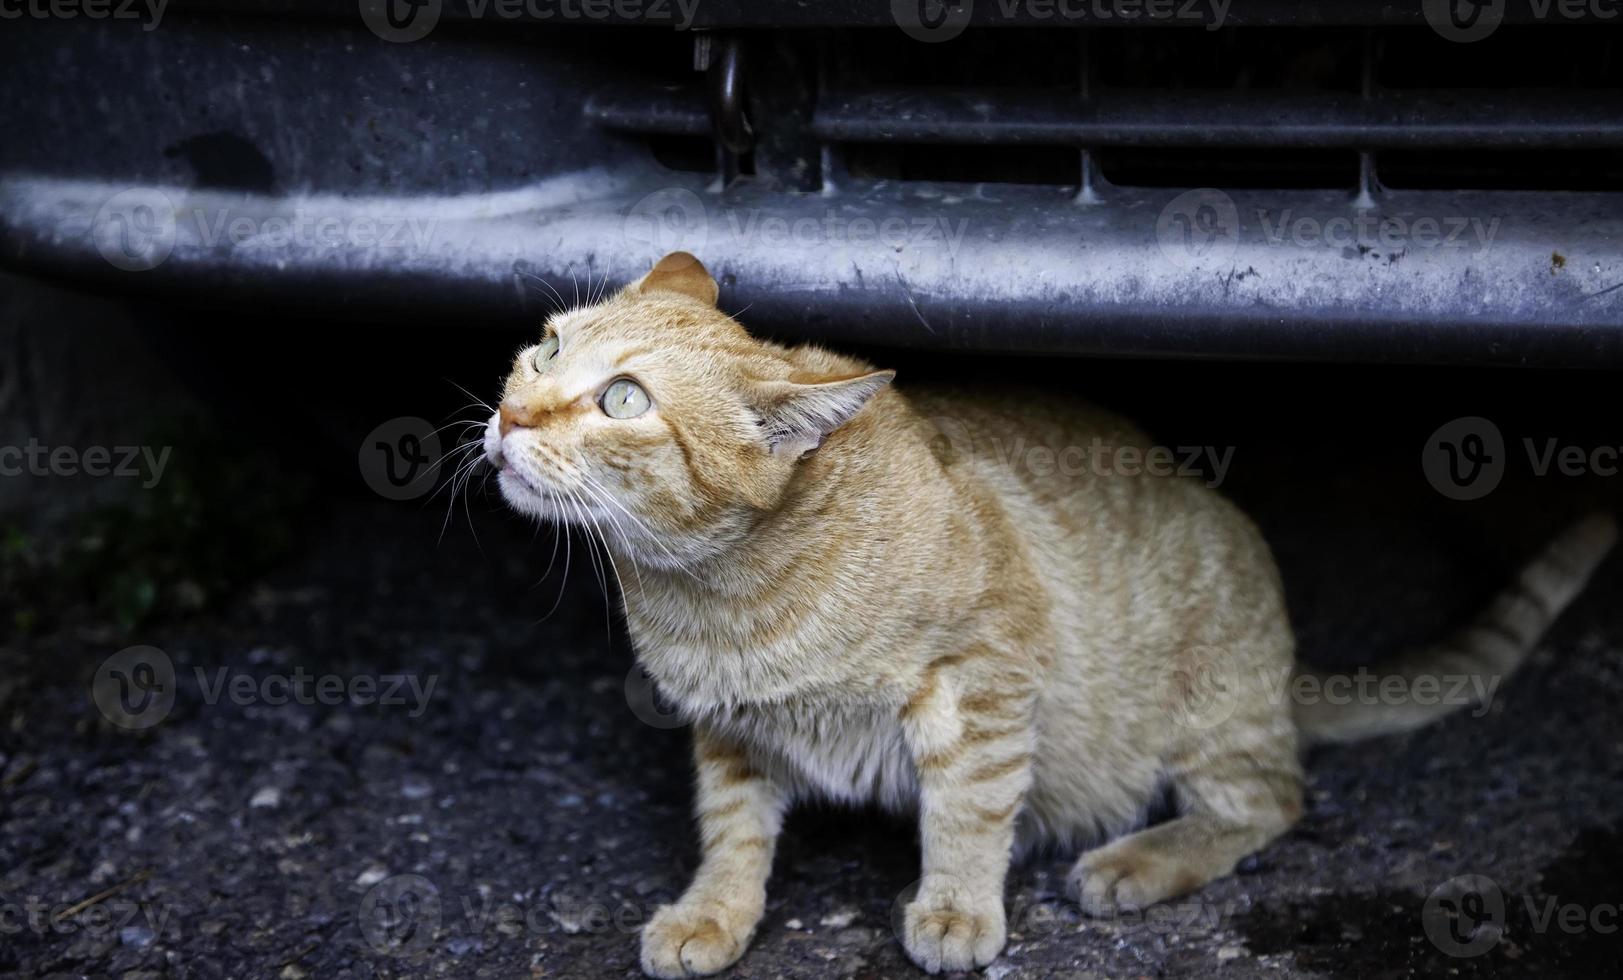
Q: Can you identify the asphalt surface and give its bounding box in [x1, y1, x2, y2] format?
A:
[4, 351, 1623, 980]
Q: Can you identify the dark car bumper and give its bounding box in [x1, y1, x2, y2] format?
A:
[4, 2, 1622, 364]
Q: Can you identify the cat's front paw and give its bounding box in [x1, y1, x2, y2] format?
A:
[901, 881, 1006, 974]
[640, 901, 753, 979]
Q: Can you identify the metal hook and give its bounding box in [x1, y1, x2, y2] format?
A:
[707, 36, 753, 155]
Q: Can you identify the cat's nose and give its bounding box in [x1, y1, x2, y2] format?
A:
[498, 400, 537, 437]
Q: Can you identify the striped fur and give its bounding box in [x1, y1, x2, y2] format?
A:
[486, 253, 1617, 977]
[1293, 512, 1617, 744]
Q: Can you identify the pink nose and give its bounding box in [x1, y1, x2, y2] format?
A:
[498, 400, 538, 437]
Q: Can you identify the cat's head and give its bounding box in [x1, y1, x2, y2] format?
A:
[485, 252, 893, 569]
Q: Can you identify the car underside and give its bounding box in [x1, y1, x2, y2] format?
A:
[3, 0, 1622, 364]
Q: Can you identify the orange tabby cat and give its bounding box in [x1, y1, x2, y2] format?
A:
[484, 252, 1616, 976]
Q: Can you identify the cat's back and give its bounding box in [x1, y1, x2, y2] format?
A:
[901, 383, 1159, 510]
[905, 384, 1149, 452]
[896, 381, 1271, 625]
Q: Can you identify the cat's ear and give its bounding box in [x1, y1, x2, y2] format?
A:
[752, 370, 895, 457]
[632, 251, 719, 306]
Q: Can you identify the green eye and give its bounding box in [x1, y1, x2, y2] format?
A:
[600, 378, 651, 419]
[533, 332, 560, 371]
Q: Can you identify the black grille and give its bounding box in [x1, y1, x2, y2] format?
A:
[587, 26, 1623, 196]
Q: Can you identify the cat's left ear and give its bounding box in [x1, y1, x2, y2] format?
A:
[752, 370, 896, 457]
[632, 251, 719, 306]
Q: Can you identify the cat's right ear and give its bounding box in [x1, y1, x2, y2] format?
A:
[631, 251, 719, 306]
[751, 370, 895, 458]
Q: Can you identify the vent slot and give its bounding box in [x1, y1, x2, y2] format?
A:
[646, 134, 718, 174]
[843, 142, 1079, 187]
[1379, 149, 1623, 191]
[834, 30, 1085, 88]
[1377, 27, 1623, 88]
[1093, 27, 1365, 91]
[1098, 148, 1358, 190]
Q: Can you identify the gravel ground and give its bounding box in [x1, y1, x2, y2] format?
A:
[4, 357, 1622, 980]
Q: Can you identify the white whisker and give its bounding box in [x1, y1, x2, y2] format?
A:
[517, 269, 567, 313]
[434, 446, 488, 544]
[447, 380, 494, 413]
[572, 476, 647, 594]
[561, 487, 614, 641]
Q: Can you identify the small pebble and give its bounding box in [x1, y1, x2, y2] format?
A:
[355, 865, 390, 887]
[250, 787, 281, 809]
[401, 779, 433, 801]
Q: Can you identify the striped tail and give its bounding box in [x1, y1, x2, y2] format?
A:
[1294, 512, 1617, 745]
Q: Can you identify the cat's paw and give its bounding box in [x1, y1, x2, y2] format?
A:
[1067, 845, 1189, 918]
[640, 902, 751, 979]
[901, 884, 1006, 974]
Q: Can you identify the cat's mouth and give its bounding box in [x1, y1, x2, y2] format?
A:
[498, 460, 563, 505]
[487, 417, 612, 526]
[496, 459, 606, 526]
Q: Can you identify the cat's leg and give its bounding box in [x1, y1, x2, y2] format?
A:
[1066, 726, 1302, 917]
[641, 724, 787, 979]
[899, 658, 1037, 974]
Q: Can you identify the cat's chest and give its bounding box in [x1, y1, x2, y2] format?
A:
[703, 700, 919, 812]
